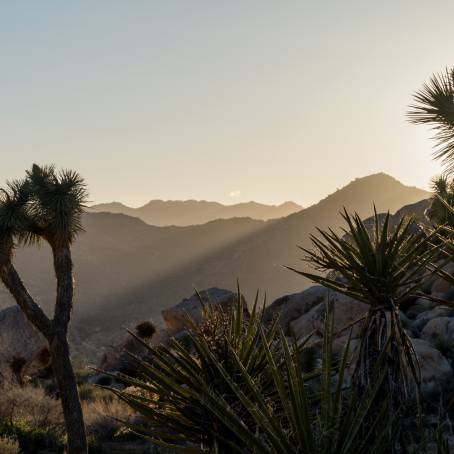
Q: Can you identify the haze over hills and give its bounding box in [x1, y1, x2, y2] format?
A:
[89, 200, 302, 226]
[0, 173, 430, 358]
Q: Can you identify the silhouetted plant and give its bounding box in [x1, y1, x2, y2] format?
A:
[114, 295, 394, 453]
[0, 164, 88, 453]
[409, 67, 454, 175]
[110, 289, 282, 452]
[9, 356, 27, 386]
[134, 321, 156, 339]
[35, 347, 51, 368]
[427, 175, 454, 228]
[290, 209, 441, 430]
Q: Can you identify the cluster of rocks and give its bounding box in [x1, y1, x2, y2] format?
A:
[3, 265, 454, 396]
[92, 266, 454, 396]
[95, 288, 243, 385]
[264, 273, 454, 393]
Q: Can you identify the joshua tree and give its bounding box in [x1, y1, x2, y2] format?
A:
[0, 165, 88, 453]
[290, 209, 440, 422]
[408, 67, 454, 174]
[425, 175, 454, 227]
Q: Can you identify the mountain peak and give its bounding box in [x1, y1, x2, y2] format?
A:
[90, 199, 302, 226]
[315, 173, 430, 218]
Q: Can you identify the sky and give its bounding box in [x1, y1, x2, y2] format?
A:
[0, 1, 452, 207]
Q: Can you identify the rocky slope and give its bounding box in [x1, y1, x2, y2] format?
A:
[0, 173, 430, 358]
[0, 306, 48, 381]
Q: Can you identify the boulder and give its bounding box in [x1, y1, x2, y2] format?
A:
[289, 293, 368, 343]
[429, 262, 454, 300]
[0, 306, 48, 381]
[420, 317, 454, 346]
[405, 298, 436, 320]
[98, 327, 171, 378]
[431, 278, 454, 301]
[263, 286, 330, 333]
[411, 306, 454, 333]
[162, 288, 245, 335]
[412, 338, 452, 385]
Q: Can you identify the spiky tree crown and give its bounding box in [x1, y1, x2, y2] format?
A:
[429, 175, 454, 227]
[408, 68, 454, 174]
[0, 164, 88, 250]
[291, 208, 439, 307]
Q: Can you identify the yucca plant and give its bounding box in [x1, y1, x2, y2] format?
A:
[212, 301, 393, 454]
[408, 67, 454, 175]
[110, 288, 282, 452]
[290, 209, 441, 421]
[426, 176, 454, 227]
[114, 294, 393, 453]
[424, 195, 454, 296]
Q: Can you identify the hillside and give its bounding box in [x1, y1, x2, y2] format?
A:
[0, 173, 430, 358]
[89, 200, 302, 226]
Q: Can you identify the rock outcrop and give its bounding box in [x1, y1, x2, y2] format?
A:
[0, 306, 48, 381]
[289, 293, 368, 343]
[162, 288, 245, 334]
[96, 288, 246, 386]
[412, 338, 453, 386]
[264, 285, 329, 332]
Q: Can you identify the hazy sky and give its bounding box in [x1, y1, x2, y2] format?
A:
[1, 1, 452, 207]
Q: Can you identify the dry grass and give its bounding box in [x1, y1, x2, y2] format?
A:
[0, 381, 63, 429]
[0, 380, 135, 445]
[83, 396, 134, 442]
[0, 436, 20, 454]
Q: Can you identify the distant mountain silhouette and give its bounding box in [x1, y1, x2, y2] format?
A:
[89, 200, 302, 226]
[0, 173, 430, 358]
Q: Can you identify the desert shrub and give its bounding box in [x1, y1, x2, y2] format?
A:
[135, 320, 156, 339]
[83, 397, 134, 443]
[73, 361, 97, 386]
[0, 381, 63, 429]
[9, 356, 27, 384]
[0, 436, 20, 454]
[78, 383, 114, 403]
[0, 420, 65, 454]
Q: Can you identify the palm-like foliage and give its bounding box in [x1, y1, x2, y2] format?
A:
[111, 289, 281, 452]
[408, 68, 454, 174]
[0, 178, 34, 247]
[212, 304, 393, 454]
[428, 175, 454, 227]
[26, 164, 87, 245]
[290, 209, 440, 417]
[115, 296, 393, 453]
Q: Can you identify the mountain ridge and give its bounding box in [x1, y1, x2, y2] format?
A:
[89, 199, 302, 226]
[0, 173, 431, 358]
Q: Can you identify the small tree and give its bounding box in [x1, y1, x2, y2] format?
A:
[0, 164, 88, 453]
[290, 209, 440, 424]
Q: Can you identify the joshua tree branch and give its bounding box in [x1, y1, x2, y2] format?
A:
[0, 262, 53, 340]
[51, 243, 74, 332]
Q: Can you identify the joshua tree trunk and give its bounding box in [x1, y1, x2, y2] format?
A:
[0, 242, 88, 453]
[50, 243, 88, 453]
[51, 332, 87, 453]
